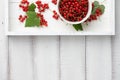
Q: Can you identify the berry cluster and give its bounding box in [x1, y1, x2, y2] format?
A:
[37, 13, 48, 26]
[19, 0, 49, 27]
[52, 10, 59, 20]
[19, 0, 29, 12]
[52, 0, 57, 5]
[36, 1, 49, 12]
[35, 0, 49, 26]
[59, 0, 88, 22]
[19, 15, 27, 22]
[86, 3, 102, 22]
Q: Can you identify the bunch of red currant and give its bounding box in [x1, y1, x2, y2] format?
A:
[52, 10, 59, 20]
[52, 0, 57, 5]
[36, 0, 49, 12]
[18, 0, 105, 31]
[18, 15, 27, 22]
[59, 0, 88, 22]
[18, 0, 29, 22]
[37, 13, 48, 26]
[86, 3, 103, 22]
[35, 0, 49, 26]
[19, 0, 49, 27]
[19, 0, 60, 26]
[19, 0, 29, 12]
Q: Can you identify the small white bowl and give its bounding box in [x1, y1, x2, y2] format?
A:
[57, 0, 92, 24]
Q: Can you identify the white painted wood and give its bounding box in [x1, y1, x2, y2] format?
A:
[0, 0, 115, 80]
[112, 35, 120, 80]
[0, 0, 8, 80]
[60, 37, 85, 80]
[8, 37, 33, 80]
[86, 37, 112, 80]
[33, 37, 59, 80]
[112, 0, 120, 80]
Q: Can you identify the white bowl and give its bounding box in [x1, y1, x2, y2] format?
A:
[57, 0, 92, 24]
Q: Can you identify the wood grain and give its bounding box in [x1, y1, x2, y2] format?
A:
[112, 35, 120, 80]
[0, 0, 115, 80]
[8, 37, 33, 80]
[112, 0, 120, 80]
[0, 1, 8, 80]
[86, 36, 112, 80]
[33, 37, 59, 80]
[60, 36, 86, 80]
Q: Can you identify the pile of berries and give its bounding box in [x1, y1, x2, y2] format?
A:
[18, 15, 27, 22]
[35, 0, 49, 26]
[52, 10, 59, 20]
[19, 0, 49, 27]
[37, 13, 48, 26]
[52, 0, 57, 5]
[36, 1, 49, 12]
[86, 3, 102, 22]
[19, 0, 29, 12]
[59, 0, 88, 22]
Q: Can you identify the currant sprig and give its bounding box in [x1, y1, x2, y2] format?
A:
[19, 0, 49, 27]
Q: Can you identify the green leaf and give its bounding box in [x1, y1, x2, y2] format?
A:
[73, 24, 83, 31]
[98, 5, 105, 14]
[25, 11, 40, 27]
[92, 7, 98, 15]
[92, 1, 105, 15]
[28, 3, 36, 11]
[92, 1, 99, 15]
[94, 1, 99, 7]
[25, 17, 40, 27]
[26, 11, 37, 18]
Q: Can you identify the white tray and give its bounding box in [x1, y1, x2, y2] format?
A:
[5, 0, 115, 36]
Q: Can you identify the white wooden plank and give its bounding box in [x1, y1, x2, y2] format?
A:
[112, 0, 120, 80]
[112, 36, 120, 80]
[86, 37, 112, 80]
[9, 37, 33, 80]
[60, 36, 85, 80]
[33, 37, 59, 80]
[0, 0, 8, 80]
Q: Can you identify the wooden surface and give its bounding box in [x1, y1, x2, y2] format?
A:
[0, 0, 120, 80]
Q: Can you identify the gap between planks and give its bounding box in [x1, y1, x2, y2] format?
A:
[29, 36, 86, 80]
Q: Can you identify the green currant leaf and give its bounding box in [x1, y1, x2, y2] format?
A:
[92, 7, 98, 15]
[26, 11, 37, 18]
[94, 1, 99, 7]
[92, 1, 105, 15]
[92, 1, 99, 15]
[25, 11, 40, 27]
[73, 24, 83, 31]
[25, 17, 40, 27]
[28, 3, 36, 11]
[98, 5, 105, 14]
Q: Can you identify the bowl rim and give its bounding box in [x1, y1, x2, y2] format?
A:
[57, 0, 92, 24]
